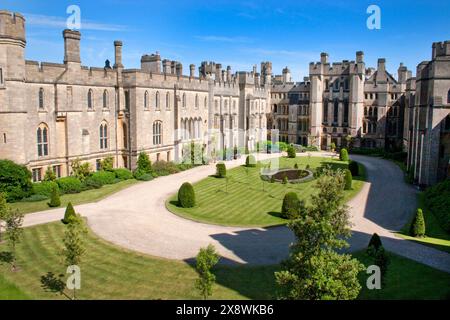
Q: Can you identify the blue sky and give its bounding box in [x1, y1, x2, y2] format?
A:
[3, 0, 450, 80]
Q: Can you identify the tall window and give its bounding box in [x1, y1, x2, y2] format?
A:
[100, 122, 108, 149]
[124, 91, 130, 110]
[38, 88, 44, 109]
[88, 89, 93, 109]
[323, 102, 328, 123]
[0, 67, 3, 84]
[153, 121, 162, 145]
[204, 97, 208, 109]
[195, 94, 199, 109]
[182, 93, 186, 109]
[166, 92, 170, 110]
[144, 91, 149, 109]
[37, 123, 49, 157]
[155, 91, 160, 110]
[343, 101, 349, 124]
[103, 90, 108, 109]
[333, 100, 339, 123]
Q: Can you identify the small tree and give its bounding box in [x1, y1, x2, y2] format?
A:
[43, 167, 56, 182]
[281, 192, 305, 219]
[410, 208, 426, 237]
[344, 169, 352, 190]
[340, 148, 349, 162]
[137, 152, 152, 173]
[215, 163, 226, 178]
[195, 244, 220, 300]
[330, 142, 336, 152]
[5, 209, 24, 271]
[100, 157, 114, 171]
[0, 192, 10, 243]
[47, 185, 61, 208]
[62, 202, 77, 224]
[71, 159, 91, 181]
[287, 145, 296, 158]
[61, 214, 87, 300]
[178, 182, 196, 208]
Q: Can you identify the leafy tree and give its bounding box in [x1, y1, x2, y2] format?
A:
[62, 202, 77, 224]
[100, 157, 114, 171]
[0, 192, 10, 243]
[344, 169, 352, 190]
[5, 209, 24, 271]
[281, 192, 305, 219]
[0, 159, 33, 201]
[137, 152, 152, 173]
[47, 185, 61, 208]
[340, 148, 349, 162]
[70, 159, 92, 181]
[287, 145, 296, 158]
[410, 208, 426, 237]
[178, 182, 196, 208]
[275, 168, 364, 300]
[43, 167, 56, 182]
[195, 244, 220, 300]
[61, 214, 87, 300]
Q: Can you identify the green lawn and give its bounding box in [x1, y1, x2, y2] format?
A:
[396, 193, 450, 253]
[9, 179, 140, 215]
[166, 156, 365, 227]
[0, 221, 448, 300]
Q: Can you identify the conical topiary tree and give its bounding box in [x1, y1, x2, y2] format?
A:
[47, 185, 61, 208]
[340, 148, 349, 162]
[344, 169, 352, 190]
[410, 208, 426, 237]
[281, 192, 305, 219]
[62, 202, 77, 224]
[178, 182, 196, 208]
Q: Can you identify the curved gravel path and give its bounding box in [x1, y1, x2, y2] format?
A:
[20, 152, 450, 272]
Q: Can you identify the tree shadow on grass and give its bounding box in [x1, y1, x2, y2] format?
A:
[40, 272, 71, 299]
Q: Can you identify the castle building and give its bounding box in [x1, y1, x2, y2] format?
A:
[0, 11, 269, 181]
[405, 41, 450, 186]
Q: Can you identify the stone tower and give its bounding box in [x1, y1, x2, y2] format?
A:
[349, 51, 365, 140]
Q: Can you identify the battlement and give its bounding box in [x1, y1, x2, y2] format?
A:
[432, 40, 450, 58]
[0, 10, 25, 43]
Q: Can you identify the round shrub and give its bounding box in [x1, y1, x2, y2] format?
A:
[344, 169, 352, 190]
[340, 148, 349, 162]
[216, 163, 226, 178]
[62, 202, 77, 224]
[32, 181, 59, 198]
[136, 173, 154, 181]
[82, 177, 102, 190]
[90, 171, 116, 186]
[56, 177, 82, 194]
[281, 192, 305, 219]
[113, 168, 133, 180]
[410, 208, 426, 237]
[178, 182, 196, 208]
[245, 155, 256, 167]
[0, 159, 32, 202]
[287, 145, 296, 158]
[48, 185, 61, 208]
[348, 160, 359, 176]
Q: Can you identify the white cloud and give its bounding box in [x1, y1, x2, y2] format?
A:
[195, 35, 254, 44]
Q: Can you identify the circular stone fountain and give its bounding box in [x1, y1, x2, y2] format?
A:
[261, 168, 313, 183]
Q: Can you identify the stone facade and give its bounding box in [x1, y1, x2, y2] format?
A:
[0, 11, 269, 181]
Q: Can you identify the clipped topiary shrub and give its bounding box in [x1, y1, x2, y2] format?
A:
[113, 168, 133, 180]
[410, 208, 426, 237]
[282, 175, 288, 184]
[56, 177, 82, 194]
[90, 171, 116, 186]
[281, 192, 305, 219]
[348, 160, 359, 177]
[0, 159, 33, 202]
[340, 148, 349, 162]
[294, 163, 299, 169]
[178, 182, 196, 208]
[47, 185, 61, 207]
[287, 145, 296, 158]
[137, 152, 152, 173]
[344, 169, 352, 190]
[216, 162, 226, 178]
[367, 233, 382, 255]
[245, 155, 256, 167]
[62, 202, 77, 224]
[32, 181, 59, 198]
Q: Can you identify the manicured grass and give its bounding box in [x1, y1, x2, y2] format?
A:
[396, 193, 450, 253]
[9, 179, 140, 215]
[166, 156, 365, 227]
[0, 221, 448, 300]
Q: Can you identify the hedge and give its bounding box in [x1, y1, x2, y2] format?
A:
[216, 163, 226, 178]
[423, 180, 450, 232]
[245, 155, 256, 167]
[152, 161, 180, 176]
[344, 169, 352, 190]
[0, 159, 33, 202]
[113, 168, 133, 180]
[32, 181, 59, 198]
[178, 182, 196, 208]
[348, 160, 359, 176]
[56, 177, 82, 194]
[90, 171, 116, 186]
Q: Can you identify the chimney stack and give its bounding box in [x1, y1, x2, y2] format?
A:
[226, 66, 231, 82]
[356, 51, 364, 63]
[377, 58, 386, 73]
[190, 64, 195, 78]
[63, 29, 81, 64]
[113, 40, 123, 69]
[320, 52, 329, 64]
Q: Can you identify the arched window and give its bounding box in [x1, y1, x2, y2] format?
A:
[153, 121, 162, 145]
[343, 101, 349, 124]
[166, 92, 170, 110]
[144, 91, 149, 109]
[88, 89, 93, 109]
[333, 100, 339, 123]
[100, 122, 108, 149]
[195, 94, 199, 109]
[363, 121, 367, 134]
[37, 123, 49, 157]
[155, 91, 160, 110]
[447, 89, 450, 103]
[39, 88, 44, 109]
[103, 90, 108, 109]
